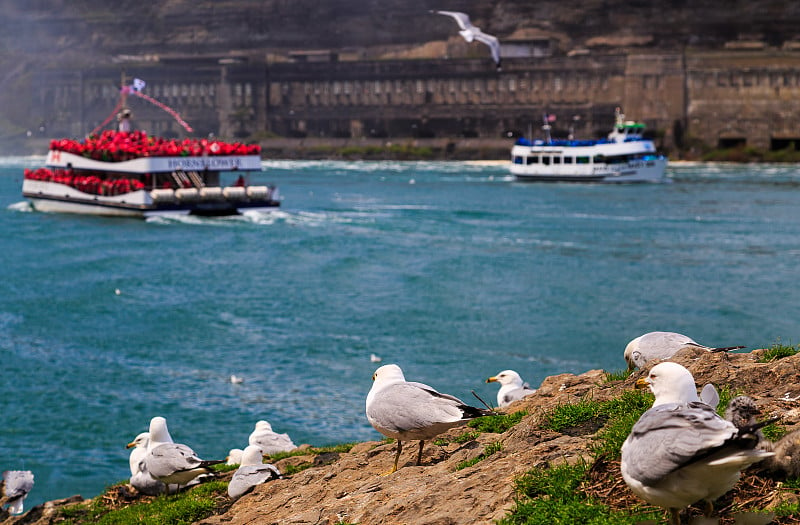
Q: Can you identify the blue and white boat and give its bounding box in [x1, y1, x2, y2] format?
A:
[510, 109, 667, 183]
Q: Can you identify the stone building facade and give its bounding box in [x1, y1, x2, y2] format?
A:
[31, 49, 800, 152]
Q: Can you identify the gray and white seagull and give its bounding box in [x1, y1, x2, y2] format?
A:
[227, 445, 281, 500]
[141, 416, 223, 488]
[366, 364, 493, 474]
[621, 362, 773, 524]
[432, 10, 502, 70]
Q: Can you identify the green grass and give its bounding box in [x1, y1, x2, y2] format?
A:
[499, 390, 660, 524]
[758, 342, 800, 362]
[603, 369, 631, 382]
[540, 391, 653, 458]
[267, 442, 357, 462]
[468, 410, 527, 434]
[455, 441, 503, 471]
[59, 481, 228, 525]
[498, 462, 661, 525]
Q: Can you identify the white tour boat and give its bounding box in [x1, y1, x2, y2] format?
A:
[22, 131, 280, 218]
[23, 75, 279, 218]
[510, 109, 667, 183]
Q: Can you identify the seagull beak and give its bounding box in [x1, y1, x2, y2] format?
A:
[126, 441, 136, 449]
[634, 378, 649, 390]
[486, 376, 498, 383]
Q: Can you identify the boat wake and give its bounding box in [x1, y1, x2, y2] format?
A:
[7, 201, 33, 212]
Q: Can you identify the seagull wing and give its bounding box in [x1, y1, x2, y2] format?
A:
[622, 403, 738, 486]
[473, 30, 501, 65]
[434, 10, 474, 31]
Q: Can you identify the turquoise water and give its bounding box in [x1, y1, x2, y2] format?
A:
[2, 157, 800, 508]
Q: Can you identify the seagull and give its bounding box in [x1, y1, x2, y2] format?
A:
[1, 470, 33, 515]
[621, 362, 773, 524]
[226, 448, 244, 466]
[229, 375, 244, 384]
[486, 370, 536, 407]
[432, 10, 502, 70]
[227, 445, 281, 500]
[624, 331, 745, 370]
[248, 420, 296, 455]
[370, 353, 382, 363]
[142, 416, 224, 487]
[366, 364, 493, 474]
[126, 432, 168, 495]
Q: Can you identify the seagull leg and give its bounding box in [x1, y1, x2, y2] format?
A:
[415, 440, 425, 466]
[381, 440, 402, 476]
[703, 500, 714, 518]
[668, 508, 680, 525]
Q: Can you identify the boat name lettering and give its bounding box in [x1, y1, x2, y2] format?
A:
[166, 158, 242, 170]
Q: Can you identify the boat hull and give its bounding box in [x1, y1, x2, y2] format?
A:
[510, 157, 667, 183]
[23, 180, 279, 218]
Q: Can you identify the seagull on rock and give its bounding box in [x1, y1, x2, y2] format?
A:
[248, 420, 296, 456]
[126, 432, 168, 495]
[624, 331, 745, 370]
[486, 370, 536, 407]
[1, 470, 33, 515]
[621, 362, 773, 524]
[432, 10, 502, 70]
[227, 445, 281, 500]
[142, 416, 223, 487]
[366, 364, 493, 474]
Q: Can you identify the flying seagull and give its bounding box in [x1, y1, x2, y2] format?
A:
[432, 10, 502, 70]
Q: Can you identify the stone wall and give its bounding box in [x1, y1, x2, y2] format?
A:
[28, 49, 800, 153]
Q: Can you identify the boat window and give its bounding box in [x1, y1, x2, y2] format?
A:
[593, 155, 605, 163]
[527, 156, 539, 164]
[553, 156, 561, 164]
[563, 157, 574, 164]
[513, 156, 523, 164]
[542, 156, 551, 166]
[576, 156, 590, 164]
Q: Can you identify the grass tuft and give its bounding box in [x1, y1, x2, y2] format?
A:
[455, 441, 503, 471]
[468, 410, 527, 434]
[603, 369, 631, 382]
[758, 342, 800, 363]
[59, 481, 228, 525]
[499, 462, 661, 524]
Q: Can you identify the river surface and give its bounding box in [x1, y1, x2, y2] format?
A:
[1, 157, 799, 507]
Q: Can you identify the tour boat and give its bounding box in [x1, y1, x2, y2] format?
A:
[22, 131, 279, 218]
[509, 109, 667, 183]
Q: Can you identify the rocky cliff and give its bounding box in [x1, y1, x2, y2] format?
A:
[3, 348, 799, 524]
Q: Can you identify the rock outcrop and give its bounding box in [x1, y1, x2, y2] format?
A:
[5, 348, 799, 524]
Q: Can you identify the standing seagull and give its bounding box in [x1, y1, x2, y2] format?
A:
[624, 331, 745, 370]
[227, 445, 281, 500]
[142, 416, 224, 487]
[486, 370, 536, 407]
[1, 470, 33, 515]
[366, 364, 493, 474]
[621, 362, 773, 524]
[432, 10, 502, 70]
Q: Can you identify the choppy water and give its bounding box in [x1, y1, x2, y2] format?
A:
[1, 157, 800, 508]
